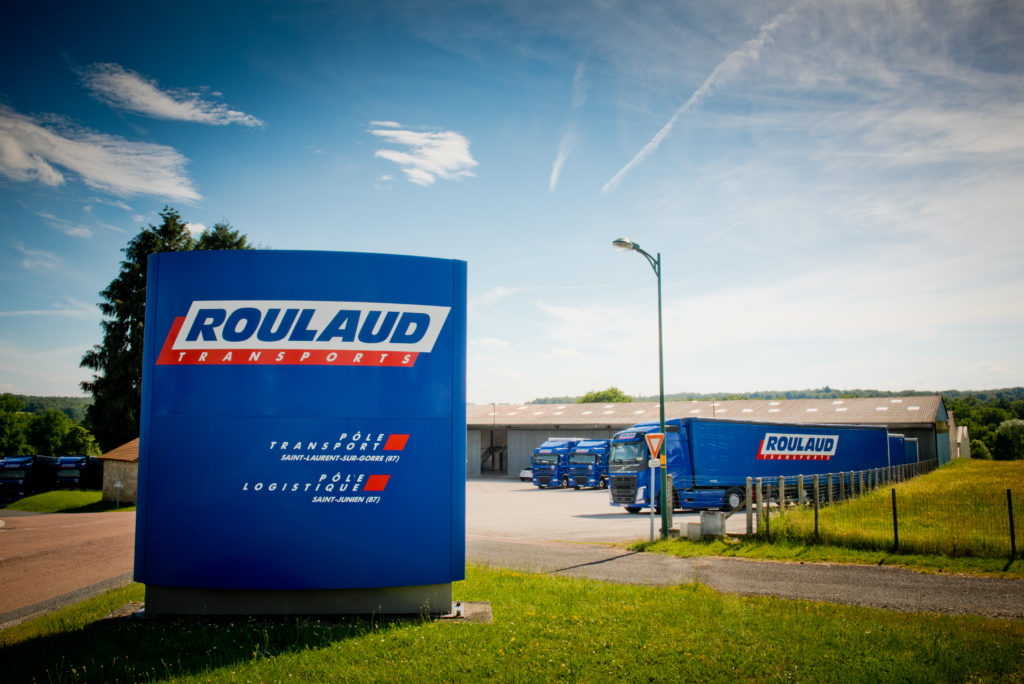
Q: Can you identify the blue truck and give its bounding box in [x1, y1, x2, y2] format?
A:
[531, 438, 580, 489]
[608, 417, 892, 513]
[888, 434, 906, 466]
[567, 439, 610, 489]
[53, 455, 91, 489]
[0, 455, 36, 504]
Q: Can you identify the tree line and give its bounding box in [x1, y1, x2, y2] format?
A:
[0, 393, 99, 457]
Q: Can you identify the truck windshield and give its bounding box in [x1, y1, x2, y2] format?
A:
[610, 441, 645, 463]
[532, 453, 557, 465]
[569, 453, 597, 465]
[0, 470, 26, 479]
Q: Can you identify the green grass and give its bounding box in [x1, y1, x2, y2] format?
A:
[2, 567, 1023, 683]
[4, 490, 135, 513]
[768, 459, 1023, 558]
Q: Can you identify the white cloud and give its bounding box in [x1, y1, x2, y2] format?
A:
[35, 211, 93, 239]
[0, 298, 96, 320]
[602, 9, 793, 192]
[0, 105, 200, 200]
[370, 124, 477, 186]
[81, 63, 264, 127]
[549, 124, 576, 191]
[184, 222, 206, 236]
[12, 241, 60, 272]
[473, 337, 510, 349]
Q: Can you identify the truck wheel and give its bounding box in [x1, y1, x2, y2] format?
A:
[574, 484, 581, 490]
[599, 476, 607, 489]
[561, 475, 569, 488]
[625, 506, 642, 514]
[724, 488, 744, 511]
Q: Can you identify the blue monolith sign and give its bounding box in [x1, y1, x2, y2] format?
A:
[135, 250, 466, 615]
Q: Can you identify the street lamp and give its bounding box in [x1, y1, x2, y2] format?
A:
[612, 237, 669, 539]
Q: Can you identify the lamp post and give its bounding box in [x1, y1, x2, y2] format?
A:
[612, 237, 668, 539]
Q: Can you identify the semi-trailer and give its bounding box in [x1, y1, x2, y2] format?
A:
[567, 439, 610, 489]
[53, 455, 90, 489]
[531, 438, 580, 489]
[609, 417, 892, 513]
[889, 434, 906, 466]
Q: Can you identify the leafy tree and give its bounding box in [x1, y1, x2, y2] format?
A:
[0, 411, 31, 456]
[577, 386, 633, 403]
[80, 207, 253, 451]
[26, 410, 74, 455]
[0, 393, 25, 413]
[993, 419, 1024, 461]
[60, 425, 102, 456]
[970, 439, 992, 460]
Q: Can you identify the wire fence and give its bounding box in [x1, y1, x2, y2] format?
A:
[742, 460, 1022, 559]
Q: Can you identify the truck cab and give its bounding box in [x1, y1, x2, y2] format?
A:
[531, 438, 581, 489]
[54, 455, 89, 489]
[608, 422, 681, 513]
[0, 455, 35, 504]
[567, 439, 610, 489]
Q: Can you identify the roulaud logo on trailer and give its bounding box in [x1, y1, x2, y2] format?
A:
[757, 433, 839, 461]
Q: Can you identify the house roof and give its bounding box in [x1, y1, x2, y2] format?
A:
[99, 437, 139, 462]
[468, 396, 946, 430]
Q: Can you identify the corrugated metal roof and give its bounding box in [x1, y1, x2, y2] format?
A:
[98, 437, 139, 462]
[468, 396, 944, 429]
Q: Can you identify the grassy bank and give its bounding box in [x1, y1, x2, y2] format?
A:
[3, 566, 1024, 683]
[768, 459, 1023, 558]
[3, 490, 134, 513]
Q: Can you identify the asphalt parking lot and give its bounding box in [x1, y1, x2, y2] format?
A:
[466, 476, 749, 543]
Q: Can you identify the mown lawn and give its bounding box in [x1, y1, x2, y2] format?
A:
[2, 566, 1023, 683]
[3, 490, 134, 513]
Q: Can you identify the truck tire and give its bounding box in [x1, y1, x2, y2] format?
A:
[625, 506, 642, 514]
[561, 475, 569, 488]
[599, 476, 607, 489]
[724, 488, 744, 511]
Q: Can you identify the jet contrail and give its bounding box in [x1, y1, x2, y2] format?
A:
[602, 10, 793, 193]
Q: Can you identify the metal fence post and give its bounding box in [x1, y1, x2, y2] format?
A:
[814, 474, 820, 541]
[1009, 489, 1017, 559]
[779, 475, 786, 510]
[798, 474, 805, 506]
[891, 488, 899, 552]
[746, 477, 753, 536]
[828, 472, 833, 505]
[764, 481, 771, 539]
[839, 472, 845, 502]
[755, 477, 763, 537]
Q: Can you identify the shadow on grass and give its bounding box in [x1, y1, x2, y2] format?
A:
[2, 609, 419, 682]
[61, 500, 136, 514]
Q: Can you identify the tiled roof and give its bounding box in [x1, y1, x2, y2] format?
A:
[99, 437, 139, 462]
[468, 396, 944, 429]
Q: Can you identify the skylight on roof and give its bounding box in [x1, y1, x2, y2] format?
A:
[876, 406, 889, 411]
[603, 410, 615, 415]
[891, 399, 903, 403]
[770, 402, 780, 406]
[533, 411, 544, 416]
[908, 406, 920, 411]
[634, 410, 645, 414]
[603, 405, 615, 409]
[836, 407, 848, 412]
[582, 410, 593, 415]
[806, 408, 818, 412]
[833, 400, 844, 404]
[742, 408, 753, 413]
[690, 409, 701, 414]
[769, 408, 780, 413]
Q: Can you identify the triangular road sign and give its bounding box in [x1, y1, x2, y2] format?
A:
[645, 432, 665, 460]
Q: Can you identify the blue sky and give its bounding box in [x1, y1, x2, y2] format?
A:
[2, 0, 1023, 403]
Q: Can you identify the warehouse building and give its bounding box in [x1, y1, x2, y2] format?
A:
[467, 396, 957, 477]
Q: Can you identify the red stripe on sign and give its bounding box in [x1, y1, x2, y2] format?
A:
[157, 348, 419, 366]
[383, 434, 409, 451]
[364, 474, 390, 491]
[157, 317, 187, 365]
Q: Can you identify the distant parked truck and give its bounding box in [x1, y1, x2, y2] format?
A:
[53, 455, 91, 489]
[567, 439, 610, 489]
[609, 417, 892, 513]
[531, 438, 581, 489]
[0, 456, 35, 504]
